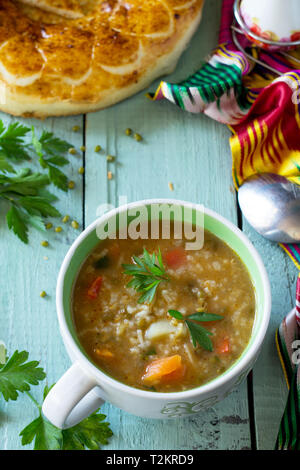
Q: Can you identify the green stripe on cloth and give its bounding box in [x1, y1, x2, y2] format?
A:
[280, 244, 300, 270]
[276, 367, 300, 450]
[180, 62, 243, 102]
[150, 61, 252, 110]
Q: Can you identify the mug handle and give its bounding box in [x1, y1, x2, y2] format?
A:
[42, 362, 105, 429]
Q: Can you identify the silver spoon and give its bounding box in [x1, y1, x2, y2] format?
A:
[238, 173, 300, 243]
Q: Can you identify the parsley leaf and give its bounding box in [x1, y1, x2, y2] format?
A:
[0, 122, 31, 162]
[122, 248, 169, 303]
[0, 169, 60, 243]
[47, 165, 68, 192]
[0, 168, 49, 193]
[185, 320, 214, 351]
[0, 350, 46, 401]
[20, 414, 63, 450]
[168, 309, 184, 320]
[187, 312, 224, 322]
[32, 127, 71, 191]
[62, 412, 113, 450]
[20, 384, 113, 450]
[6, 205, 28, 243]
[168, 310, 223, 351]
[18, 195, 61, 218]
[38, 130, 71, 156]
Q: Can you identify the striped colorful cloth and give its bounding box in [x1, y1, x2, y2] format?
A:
[281, 244, 300, 271]
[275, 277, 300, 450]
[151, 0, 300, 449]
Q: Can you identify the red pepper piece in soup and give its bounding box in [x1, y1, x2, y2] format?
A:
[164, 247, 186, 269]
[87, 276, 103, 300]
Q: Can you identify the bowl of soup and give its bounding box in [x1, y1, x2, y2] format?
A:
[42, 199, 271, 428]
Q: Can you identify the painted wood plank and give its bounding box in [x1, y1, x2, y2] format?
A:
[84, 0, 252, 450]
[0, 113, 84, 450]
[243, 221, 298, 450]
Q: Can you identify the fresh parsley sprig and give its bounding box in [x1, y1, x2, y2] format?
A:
[0, 168, 60, 243]
[0, 120, 72, 191]
[20, 386, 113, 450]
[0, 119, 76, 242]
[168, 310, 223, 351]
[122, 248, 170, 304]
[0, 345, 113, 450]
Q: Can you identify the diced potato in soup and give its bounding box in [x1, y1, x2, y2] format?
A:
[145, 320, 177, 340]
[72, 222, 255, 392]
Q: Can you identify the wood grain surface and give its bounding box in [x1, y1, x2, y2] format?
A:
[0, 0, 297, 450]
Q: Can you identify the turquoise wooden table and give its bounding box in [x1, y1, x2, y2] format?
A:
[1, 0, 298, 450]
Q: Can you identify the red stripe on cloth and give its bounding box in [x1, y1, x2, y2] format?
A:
[296, 276, 300, 326]
[294, 245, 300, 258]
[218, 0, 235, 45]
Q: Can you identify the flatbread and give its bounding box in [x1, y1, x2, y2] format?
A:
[0, 0, 204, 117]
[17, 0, 95, 18]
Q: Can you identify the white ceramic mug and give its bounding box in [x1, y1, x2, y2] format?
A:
[42, 199, 271, 429]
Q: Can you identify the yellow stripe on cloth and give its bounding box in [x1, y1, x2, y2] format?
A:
[230, 117, 300, 189]
[280, 244, 300, 270]
[275, 329, 291, 390]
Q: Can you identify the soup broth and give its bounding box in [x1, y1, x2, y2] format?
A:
[72, 224, 255, 392]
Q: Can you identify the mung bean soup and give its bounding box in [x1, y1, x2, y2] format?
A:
[72, 225, 255, 392]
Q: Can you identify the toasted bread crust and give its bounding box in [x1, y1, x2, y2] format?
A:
[0, 0, 204, 118]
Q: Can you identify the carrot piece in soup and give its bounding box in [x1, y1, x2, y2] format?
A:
[87, 276, 103, 299]
[108, 241, 120, 258]
[216, 337, 230, 354]
[142, 355, 183, 385]
[95, 348, 114, 359]
[161, 364, 186, 384]
[164, 247, 186, 269]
